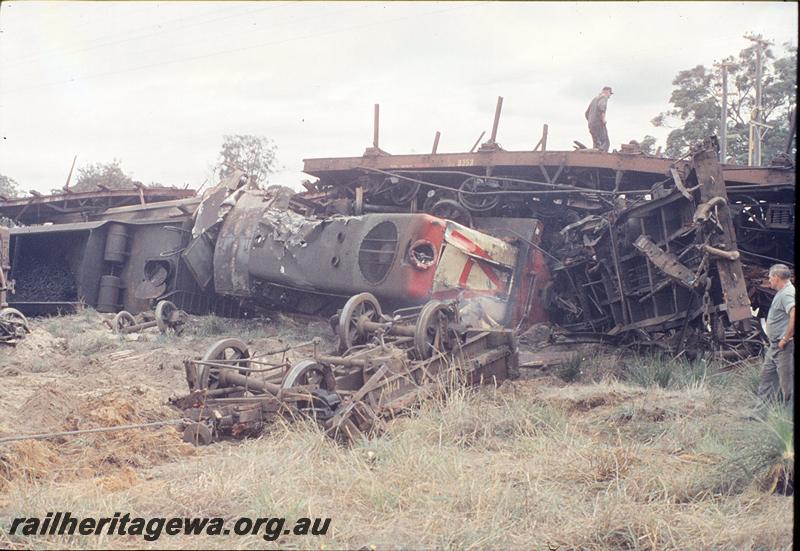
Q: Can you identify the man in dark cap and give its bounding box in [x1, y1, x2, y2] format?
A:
[585, 86, 613, 152]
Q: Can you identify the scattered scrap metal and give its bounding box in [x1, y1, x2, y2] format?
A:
[171, 293, 518, 444]
[0, 185, 195, 226]
[546, 137, 758, 358]
[106, 299, 188, 335]
[2, 98, 794, 362]
[2, 100, 794, 456]
[0, 308, 29, 345]
[295, 111, 794, 360]
[1, 226, 29, 344]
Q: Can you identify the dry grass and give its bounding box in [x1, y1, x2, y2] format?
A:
[0, 314, 793, 549]
[1, 366, 793, 550]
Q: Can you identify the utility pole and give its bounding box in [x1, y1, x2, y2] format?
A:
[754, 38, 763, 165]
[744, 33, 773, 166]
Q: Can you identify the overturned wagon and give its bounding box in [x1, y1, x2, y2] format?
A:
[173, 293, 518, 444]
[301, 132, 792, 355]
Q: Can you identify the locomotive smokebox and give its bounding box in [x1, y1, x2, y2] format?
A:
[210, 189, 523, 321]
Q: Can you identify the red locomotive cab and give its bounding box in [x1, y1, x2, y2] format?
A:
[428, 218, 550, 330]
[339, 213, 521, 322]
[384, 214, 549, 330]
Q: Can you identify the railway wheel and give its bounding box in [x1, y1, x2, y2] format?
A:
[111, 310, 136, 334]
[414, 301, 459, 360]
[183, 422, 213, 446]
[0, 307, 29, 333]
[338, 293, 383, 353]
[282, 359, 336, 392]
[429, 199, 473, 228]
[458, 176, 499, 212]
[422, 189, 457, 212]
[282, 359, 340, 419]
[198, 338, 251, 390]
[388, 177, 420, 206]
[155, 299, 183, 334]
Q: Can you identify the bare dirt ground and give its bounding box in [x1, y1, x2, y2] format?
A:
[0, 309, 793, 550]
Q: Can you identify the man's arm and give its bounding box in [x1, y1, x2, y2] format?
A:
[779, 305, 794, 350]
[598, 97, 608, 125]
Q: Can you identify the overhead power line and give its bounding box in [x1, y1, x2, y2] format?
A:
[0, 3, 480, 97]
[31, 2, 365, 77]
[1, 2, 295, 68]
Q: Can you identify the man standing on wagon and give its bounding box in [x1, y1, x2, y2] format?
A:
[585, 86, 613, 152]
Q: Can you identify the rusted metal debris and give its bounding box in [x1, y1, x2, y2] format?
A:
[547, 137, 756, 357]
[105, 299, 188, 335]
[0, 186, 195, 226]
[1, 226, 29, 344]
[2, 98, 794, 360]
[171, 293, 518, 445]
[287, 134, 788, 357]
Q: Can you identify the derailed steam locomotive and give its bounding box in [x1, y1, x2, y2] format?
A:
[2, 135, 794, 354]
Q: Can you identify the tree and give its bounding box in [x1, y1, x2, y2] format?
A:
[631, 135, 658, 155]
[0, 174, 21, 199]
[71, 159, 135, 192]
[652, 40, 796, 164]
[216, 135, 277, 187]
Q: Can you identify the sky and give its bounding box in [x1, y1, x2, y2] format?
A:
[0, 1, 797, 194]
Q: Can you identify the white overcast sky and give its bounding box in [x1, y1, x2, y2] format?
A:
[0, 1, 797, 194]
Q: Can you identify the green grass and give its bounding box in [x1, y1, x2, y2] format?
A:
[555, 353, 584, 382]
[618, 353, 713, 390]
[44, 305, 106, 338]
[706, 404, 794, 496]
[186, 314, 231, 337]
[63, 333, 119, 355]
[186, 314, 277, 341]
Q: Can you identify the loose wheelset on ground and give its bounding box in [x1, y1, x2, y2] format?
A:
[335, 292, 462, 359]
[112, 310, 137, 333]
[0, 307, 29, 333]
[111, 300, 187, 335]
[155, 299, 184, 333]
[337, 292, 386, 352]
